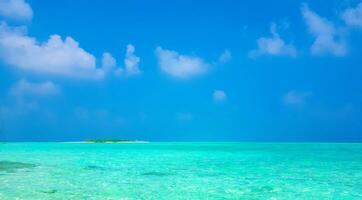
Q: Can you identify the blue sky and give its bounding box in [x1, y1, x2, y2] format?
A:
[0, 0, 362, 141]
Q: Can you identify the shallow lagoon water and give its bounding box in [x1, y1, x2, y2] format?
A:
[0, 142, 361, 199]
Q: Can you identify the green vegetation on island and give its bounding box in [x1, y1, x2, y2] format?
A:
[83, 139, 144, 143]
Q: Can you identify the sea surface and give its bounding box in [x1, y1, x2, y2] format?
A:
[0, 142, 361, 199]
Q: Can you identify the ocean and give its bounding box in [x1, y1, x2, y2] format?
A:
[0, 142, 361, 199]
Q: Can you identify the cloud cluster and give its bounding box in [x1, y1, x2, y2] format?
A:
[249, 23, 296, 57]
[156, 47, 208, 79]
[0, 0, 33, 21]
[0, 22, 141, 79]
[302, 5, 347, 56]
[101, 44, 141, 77]
[250, 3, 362, 58]
[0, 0, 141, 80]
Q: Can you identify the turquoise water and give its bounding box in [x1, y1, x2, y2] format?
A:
[0, 143, 362, 199]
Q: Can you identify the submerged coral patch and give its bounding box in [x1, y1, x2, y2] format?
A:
[141, 171, 171, 177]
[40, 189, 57, 194]
[84, 165, 105, 171]
[0, 161, 37, 173]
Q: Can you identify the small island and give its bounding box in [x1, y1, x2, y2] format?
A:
[83, 139, 147, 143]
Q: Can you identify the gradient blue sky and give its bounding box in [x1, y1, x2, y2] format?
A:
[1, 0, 362, 141]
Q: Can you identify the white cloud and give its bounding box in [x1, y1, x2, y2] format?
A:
[10, 79, 60, 96]
[219, 49, 232, 63]
[249, 23, 296, 58]
[302, 5, 347, 56]
[101, 44, 141, 77]
[0, 22, 104, 79]
[0, 0, 137, 81]
[0, 0, 33, 21]
[155, 47, 208, 79]
[213, 90, 227, 103]
[0, 0, 139, 80]
[342, 3, 362, 28]
[101, 52, 117, 72]
[283, 90, 311, 107]
[124, 44, 141, 75]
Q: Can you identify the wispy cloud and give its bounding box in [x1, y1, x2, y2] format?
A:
[219, 50, 232, 63]
[155, 47, 208, 79]
[302, 4, 347, 56]
[342, 2, 362, 28]
[283, 90, 312, 107]
[213, 90, 227, 103]
[3, 79, 60, 117]
[249, 23, 296, 58]
[10, 79, 60, 97]
[0, 0, 33, 21]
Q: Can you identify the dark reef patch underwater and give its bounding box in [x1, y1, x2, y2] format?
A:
[141, 171, 172, 177]
[84, 165, 106, 171]
[0, 161, 37, 173]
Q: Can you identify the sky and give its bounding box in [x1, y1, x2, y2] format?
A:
[0, 0, 362, 142]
